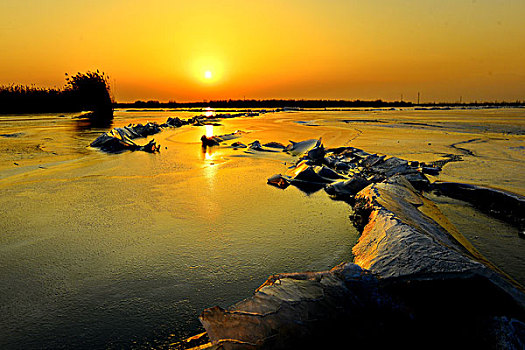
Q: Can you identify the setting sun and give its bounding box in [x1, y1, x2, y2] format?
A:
[1, 1, 524, 348]
[1, 1, 524, 102]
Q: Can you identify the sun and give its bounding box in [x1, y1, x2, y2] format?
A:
[191, 57, 224, 83]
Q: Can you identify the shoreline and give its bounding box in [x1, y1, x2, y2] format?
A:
[1, 103, 525, 116]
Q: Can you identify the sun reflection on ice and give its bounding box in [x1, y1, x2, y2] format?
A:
[205, 124, 214, 138]
[201, 147, 217, 199]
[204, 107, 215, 118]
[204, 149, 214, 161]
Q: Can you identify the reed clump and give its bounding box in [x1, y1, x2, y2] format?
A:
[0, 70, 113, 122]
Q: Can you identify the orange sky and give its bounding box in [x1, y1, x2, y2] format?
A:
[1, 0, 524, 103]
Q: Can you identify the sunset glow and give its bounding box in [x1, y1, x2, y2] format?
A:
[1, 1, 525, 346]
[1, 0, 524, 102]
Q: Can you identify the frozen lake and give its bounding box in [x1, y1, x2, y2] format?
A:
[1, 107, 524, 348]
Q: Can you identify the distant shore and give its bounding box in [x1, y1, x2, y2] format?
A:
[116, 99, 525, 110]
[2, 90, 524, 114]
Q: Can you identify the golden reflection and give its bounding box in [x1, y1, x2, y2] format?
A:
[205, 149, 214, 161]
[200, 144, 216, 163]
[205, 124, 214, 138]
[204, 107, 215, 118]
[201, 146, 217, 194]
[286, 160, 309, 177]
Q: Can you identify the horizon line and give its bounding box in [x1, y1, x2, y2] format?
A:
[115, 98, 525, 106]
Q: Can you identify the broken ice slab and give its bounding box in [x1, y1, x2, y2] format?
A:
[284, 138, 321, 156]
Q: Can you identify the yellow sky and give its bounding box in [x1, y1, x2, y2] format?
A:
[1, 0, 524, 102]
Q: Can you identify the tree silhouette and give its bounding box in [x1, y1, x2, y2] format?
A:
[0, 70, 113, 123]
[65, 70, 113, 122]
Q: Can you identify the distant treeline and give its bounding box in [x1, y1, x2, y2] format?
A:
[0, 71, 113, 121]
[118, 99, 525, 109]
[120, 99, 413, 109]
[2, 73, 523, 114]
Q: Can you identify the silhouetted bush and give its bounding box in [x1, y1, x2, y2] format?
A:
[65, 71, 113, 119]
[0, 71, 113, 122]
